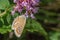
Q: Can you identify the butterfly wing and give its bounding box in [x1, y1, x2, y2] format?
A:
[12, 15, 26, 37]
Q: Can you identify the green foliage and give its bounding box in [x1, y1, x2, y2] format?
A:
[26, 19, 47, 36]
[0, 25, 11, 34]
[0, 0, 10, 10]
[50, 32, 60, 40]
[0, 13, 12, 34]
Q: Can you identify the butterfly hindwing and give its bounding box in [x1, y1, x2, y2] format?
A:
[12, 15, 26, 37]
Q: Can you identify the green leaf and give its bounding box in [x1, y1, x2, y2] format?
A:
[50, 32, 60, 40]
[0, 28, 6, 34]
[6, 14, 11, 24]
[26, 19, 47, 36]
[0, 19, 3, 27]
[0, 0, 10, 10]
[0, 17, 4, 24]
[0, 25, 11, 34]
[0, 11, 6, 17]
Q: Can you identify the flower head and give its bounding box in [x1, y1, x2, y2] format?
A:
[12, 0, 39, 18]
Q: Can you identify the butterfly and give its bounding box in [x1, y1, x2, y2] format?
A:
[12, 15, 26, 37]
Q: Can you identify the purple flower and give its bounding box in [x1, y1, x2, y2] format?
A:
[11, 10, 15, 15]
[32, 7, 39, 13]
[12, 0, 39, 18]
[30, 13, 35, 19]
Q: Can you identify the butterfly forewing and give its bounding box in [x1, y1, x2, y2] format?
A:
[12, 15, 26, 37]
[14, 26, 24, 37]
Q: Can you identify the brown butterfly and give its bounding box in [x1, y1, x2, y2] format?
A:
[12, 15, 26, 37]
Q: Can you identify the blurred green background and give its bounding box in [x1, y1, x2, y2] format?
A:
[0, 0, 60, 40]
